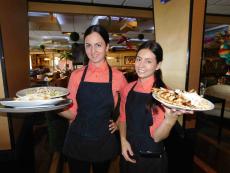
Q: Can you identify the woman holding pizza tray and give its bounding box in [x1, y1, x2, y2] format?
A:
[58, 25, 127, 173]
[119, 40, 194, 173]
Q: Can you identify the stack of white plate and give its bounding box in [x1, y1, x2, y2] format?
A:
[0, 86, 69, 108]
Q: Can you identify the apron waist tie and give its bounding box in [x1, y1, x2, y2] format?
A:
[138, 147, 165, 158]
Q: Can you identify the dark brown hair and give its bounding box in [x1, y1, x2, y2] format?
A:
[138, 41, 166, 113]
[84, 25, 109, 45]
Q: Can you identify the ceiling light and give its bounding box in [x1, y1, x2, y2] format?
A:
[205, 25, 229, 32]
[28, 12, 50, 17]
[91, 16, 107, 25]
[129, 38, 148, 42]
[106, 56, 115, 60]
[55, 14, 65, 25]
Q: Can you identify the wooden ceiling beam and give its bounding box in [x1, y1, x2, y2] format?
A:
[29, 16, 58, 23]
[206, 14, 230, 25]
[28, 2, 153, 19]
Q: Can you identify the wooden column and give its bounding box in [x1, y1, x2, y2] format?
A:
[153, 0, 206, 128]
[0, 0, 29, 150]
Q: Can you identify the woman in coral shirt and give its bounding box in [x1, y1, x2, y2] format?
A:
[59, 25, 127, 173]
[119, 41, 192, 173]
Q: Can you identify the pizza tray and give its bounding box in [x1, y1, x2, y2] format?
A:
[0, 99, 72, 113]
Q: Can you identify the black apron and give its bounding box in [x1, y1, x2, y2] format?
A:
[124, 83, 167, 173]
[63, 65, 119, 162]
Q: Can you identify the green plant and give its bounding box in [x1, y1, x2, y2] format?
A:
[40, 44, 46, 54]
[59, 51, 73, 71]
[60, 51, 73, 60]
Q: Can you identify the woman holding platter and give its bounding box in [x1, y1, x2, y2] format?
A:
[119, 40, 193, 173]
[59, 25, 127, 173]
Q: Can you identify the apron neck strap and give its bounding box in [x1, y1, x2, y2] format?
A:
[130, 82, 137, 92]
[108, 65, 112, 83]
[81, 65, 88, 82]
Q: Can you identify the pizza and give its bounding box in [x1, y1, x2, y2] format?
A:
[24, 87, 62, 99]
[152, 87, 213, 110]
[14, 94, 50, 101]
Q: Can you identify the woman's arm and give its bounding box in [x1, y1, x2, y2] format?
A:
[57, 69, 80, 121]
[118, 80, 136, 163]
[58, 109, 75, 120]
[119, 121, 136, 163]
[152, 108, 193, 142]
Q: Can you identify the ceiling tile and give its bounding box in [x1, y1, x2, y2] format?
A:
[215, 0, 230, 5]
[207, 0, 220, 5]
[124, 0, 152, 8]
[94, 0, 124, 6]
[63, 0, 92, 3]
[207, 5, 230, 15]
[28, 0, 230, 50]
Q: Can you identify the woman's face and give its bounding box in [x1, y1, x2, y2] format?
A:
[135, 48, 161, 80]
[85, 32, 109, 65]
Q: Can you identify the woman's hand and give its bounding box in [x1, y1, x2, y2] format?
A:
[57, 109, 75, 120]
[109, 120, 118, 134]
[164, 106, 194, 116]
[121, 139, 136, 163]
[152, 106, 194, 142]
[164, 106, 194, 125]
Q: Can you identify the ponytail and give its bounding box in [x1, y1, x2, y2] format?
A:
[146, 69, 166, 114]
[153, 69, 166, 88]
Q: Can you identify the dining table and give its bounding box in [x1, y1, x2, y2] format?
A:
[205, 84, 230, 111]
[204, 84, 230, 143]
[205, 84, 230, 98]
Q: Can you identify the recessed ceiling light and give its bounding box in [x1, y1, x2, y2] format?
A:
[28, 12, 50, 17]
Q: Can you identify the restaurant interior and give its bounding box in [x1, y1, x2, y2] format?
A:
[28, 12, 155, 87]
[0, 0, 230, 173]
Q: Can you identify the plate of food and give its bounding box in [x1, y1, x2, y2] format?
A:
[152, 87, 214, 111]
[0, 97, 65, 108]
[16, 86, 69, 99]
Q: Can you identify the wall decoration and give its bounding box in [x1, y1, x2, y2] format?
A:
[124, 56, 135, 65]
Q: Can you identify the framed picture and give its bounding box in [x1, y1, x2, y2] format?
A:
[124, 56, 136, 65]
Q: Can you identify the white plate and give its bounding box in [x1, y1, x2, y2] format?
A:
[16, 86, 69, 98]
[13, 105, 55, 109]
[0, 98, 64, 108]
[152, 93, 214, 111]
